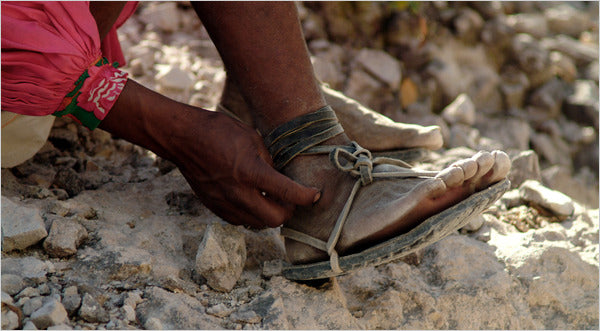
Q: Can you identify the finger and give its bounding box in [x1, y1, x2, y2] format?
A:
[254, 164, 321, 206]
[237, 187, 295, 227]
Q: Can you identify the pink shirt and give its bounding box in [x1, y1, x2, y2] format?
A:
[1, 1, 138, 129]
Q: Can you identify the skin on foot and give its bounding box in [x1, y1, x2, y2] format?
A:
[218, 79, 443, 151]
[281, 134, 511, 265]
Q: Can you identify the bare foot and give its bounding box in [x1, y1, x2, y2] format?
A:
[218, 79, 443, 151]
[281, 133, 511, 264]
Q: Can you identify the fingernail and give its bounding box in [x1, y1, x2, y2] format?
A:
[313, 191, 321, 203]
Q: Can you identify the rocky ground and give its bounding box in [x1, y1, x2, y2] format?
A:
[2, 1, 599, 330]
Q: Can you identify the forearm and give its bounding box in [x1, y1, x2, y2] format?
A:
[98, 79, 202, 162]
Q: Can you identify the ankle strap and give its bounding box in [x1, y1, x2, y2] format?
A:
[263, 106, 344, 170]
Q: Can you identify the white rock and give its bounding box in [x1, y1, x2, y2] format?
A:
[195, 223, 246, 292]
[508, 150, 541, 189]
[230, 309, 261, 324]
[541, 35, 599, 65]
[206, 303, 233, 318]
[442, 93, 476, 125]
[137, 287, 221, 329]
[155, 64, 195, 90]
[311, 56, 345, 89]
[139, 2, 181, 32]
[2, 257, 49, 282]
[1, 196, 48, 252]
[344, 68, 383, 109]
[1, 274, 25, 296]
[520, 180, 575, 217]
[43, 218, 88, 258]
[1, 291, 14, 305]
[545, 4, 592, 37]
[23, 296, 44, 316]
[461, 215, 485, 232]
[123, 291, 143, 310]
[1, 308, 19, 330]
[475, 117, 531, 151]
[505, 13, 548, 39]
[78, 293, 109, 323]
[22, 321, 37, 330]
[122, 305, 136, 322]
[30, 299, 68, 329]
[144, 317, 163, 330]
[355, 48, 402, 89]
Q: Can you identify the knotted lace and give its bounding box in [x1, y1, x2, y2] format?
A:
[270, 108, 439, 274]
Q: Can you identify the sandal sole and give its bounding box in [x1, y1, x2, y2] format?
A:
[282, 178, 510, 280]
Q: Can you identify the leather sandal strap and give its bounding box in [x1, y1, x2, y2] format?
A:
[263, 106, 344, 170]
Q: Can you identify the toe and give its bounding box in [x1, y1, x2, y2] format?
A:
[413, 177, 447, 199]
[488, 150, 511, 183]
[472, 151, 495, 179]
[435, 166, 465, 188]
[451, 159, 477, 180]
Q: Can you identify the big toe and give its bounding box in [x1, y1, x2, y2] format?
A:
[488, 150, 511, 183]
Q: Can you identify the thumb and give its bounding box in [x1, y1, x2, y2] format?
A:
[258, 167, 321, 206]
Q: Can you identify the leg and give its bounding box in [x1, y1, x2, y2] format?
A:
[192, 2, 325, 135]
[193, 2, 511, 269]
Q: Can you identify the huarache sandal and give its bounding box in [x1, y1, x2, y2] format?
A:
[264, 106, 510, 280]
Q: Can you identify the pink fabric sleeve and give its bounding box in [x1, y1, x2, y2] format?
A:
[1, 1, 129, 129]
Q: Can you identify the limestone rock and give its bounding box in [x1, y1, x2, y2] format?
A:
[1, 307, 19, 330]
[344, 67, 384, 109]
[78, 293, 109, 323]
[23, 297, 44, 318]
[542, 35, 599, 65]
[529, 132, 570, 167]
[43, 218, 88, 258]
[22, 321, 36, 330]
[30, 299, 68, 329]
[1, 257, 51, 283]
[520, 180, 575, 217]
[500, 66, 529, 109]
[61, 287, 81, 317]
[195, 223, 246, 292]
[564, 80, 599, 129]
[461, 214, 485, 233]
[492, 228, 599, 329]
[1, 197, 48, 252]
[528, 78, 566, 118]
[453, 8, 484, 42]
[511, 33, 550, 75]
[506, 13, 548, 39]
[121, 305, 136, 323]
[245, 277, 360, 329]
[508, 150, 542, 189]
[442, 93, 476, 126]
[475, 117, 530, 151]
[311, 56, 345, 89]
[206, 303, 233, 318]
[230, 309, 262, 324]
[542, 166, 599, 209]
[1, 274, 26, 296]
[52, 168, 85, 197]
[139, 2, 181, 32]
[137, 286, 221, 329]
[545, 4, 592, 37]
[354, 48, 402, 89]
[155, 64, 195, 91]
[550, 51, 577, 83]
